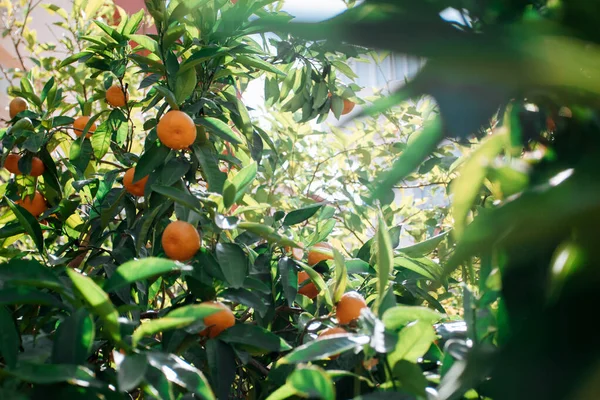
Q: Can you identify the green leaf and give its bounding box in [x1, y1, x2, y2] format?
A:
[155, 86, 179, 110]
[0, 306, 19, 368]
[393, 360, 428, 398]
[394, 256, 442, 280]
[219, 324, 292, 353]
[236, 222, 301, 247]
[66, 269, 122, 346]
[283, 203, 324, 226]
[382, 305, 444, 330]
[451, 129, 508, 237]
[192, 145, 226, 194]
[278, 257, 298, 308]
[146, 352, 215, 400]
[223, 162, 257, 208]
[388, 321, 436, 366]
[69, 139, 93, 173]
[104, 257, 190, 292]
[331, 95, 344, 119]
[91, 120, 112, 160]
[161, 158, 191, 186]
[132, 317, 196, 347]
[223, 91, 253, 138]
[128, 34, 159, 54]
[175, 67, 197, 103]
[220, 288, 268, 318]
[288, 366, 335, 400]
[215, 243, 248, 289]
[376, 213, 393, 314]
[373, 117, 443, 202]
[52, 309, 95, 365]
[2, 362, 97, 385]
[151, 184, 203, 213]
[281, 333, 366, 364]
[7, 199, 44, 254]
[196, 117, 242, 145]
[135, 142, 171, 181]
[308, 219, 336, 246]
[332, 248, 348, 303]
[123, 9, 145, 34]
[346, 259, 375, 275]
[0, 259, 62, 291]
[331, 60, 358, 79]
[57, 52, 91, 69]
[118, 354, 148, 392]
[132, 304, 222, 346]
[40, 77, 55, 105]
[206, 340, 236, 400]
[398, 230, 450, 257]
[236, 55, 285, 76]
[179, 47, 229, 73]
[0, 287, 64, 308]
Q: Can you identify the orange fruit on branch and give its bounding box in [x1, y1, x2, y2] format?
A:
[285, 246, 304, 261]
[123, 167, 149, 196]
[73, 116, 97, 138]
[3, 154, 45, 177]
[17, 191, 47, 218]
[298, 270, 319, 299]
[4, 154, 21, 174]
[157, 110, 196, 150]
[106, 85, 128, 108]
[199, 301, 235, 338]
[336, 291, 367, 325]
[9, 97, 28, 119]
[341, 99, 355, 115]
[307, 242, 334, 265]
[161, 220, 201, 261]
[29, 157, 45, 177]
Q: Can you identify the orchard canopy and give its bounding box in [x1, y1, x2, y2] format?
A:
[1, 1, 600, 399]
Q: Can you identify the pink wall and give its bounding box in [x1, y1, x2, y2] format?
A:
[115, 0, 156, 34]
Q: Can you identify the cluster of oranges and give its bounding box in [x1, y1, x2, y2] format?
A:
[3, 80, 362, 348]
[4, 98, 48, 217]
[290, 241, 369, 358]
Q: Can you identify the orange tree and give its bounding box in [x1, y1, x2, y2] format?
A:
[0, 1, 462, 399]
[277, 0, 600, 399]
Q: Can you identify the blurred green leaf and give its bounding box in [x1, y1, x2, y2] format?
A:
[0, 306, 19, 368]
[52, 309, 95, 365]
[104, 257, 189, 292]
[67, 270, 122, 346]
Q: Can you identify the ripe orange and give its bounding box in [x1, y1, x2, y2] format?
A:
[298, 270, 319, 299]
[336, 291, 368, 325]
[4, 154, 21, 174]
[3, 154, 44, 176]
[341, 99, 355, 115]
[199, 301, 235, 338]
[157, 111, 196, 150]
[29, 157, 45, 177]
[161, 220, 201, 261]
[318, 326, 347, 359]
[17, 191, 47, 218]
[73, 116, 97, 138]
[307, 242, 334, 265]
[9, 97, 28, 119]
[123, 167, 148, 196]
[106, 85, 128, 107]
[285, 246, 304, 261]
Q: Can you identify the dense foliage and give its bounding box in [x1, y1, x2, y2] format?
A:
[1, 0, 598, 399]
